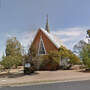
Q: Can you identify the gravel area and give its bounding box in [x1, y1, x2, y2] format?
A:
[0, 70, 90, 86]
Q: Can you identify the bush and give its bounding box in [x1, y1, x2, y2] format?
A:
[30, 51, 60, 71]
[59, 46, 81, 69]
[68, 51, 81, 65]
[31, 56, 43, 70]
[1, 56, 14, 73]
[39, 51, 60, 70]
[80, 44, 90, 69]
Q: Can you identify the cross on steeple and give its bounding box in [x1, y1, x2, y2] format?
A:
[45, 14, 50, 33]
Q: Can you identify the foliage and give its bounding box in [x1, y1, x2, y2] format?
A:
[1, 37, 23, 73]
[58, 46, 69, 59]
[30, 51, 60, 70]
[39, 51, 60, 70]
[23, 45, 37, 74]
[58, 46, 80, 68]
[31, 56, 43, 70]
[13, 54, 23, 68]
[28, 45, 37, 58]
[30, 46, 80, 70]
[27, 45, 80, 70]
[87, 30, 90, 37]
[1, 55, 14, 73]
[68, 50, 81, 65]
[6, 37, 22, 56]
[73, 40, 87, 55]
[80, 44, 90, 69]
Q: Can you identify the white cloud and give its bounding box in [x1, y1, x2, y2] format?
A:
[18, 30, 37, 50]
[52, 27, 88, 49]
[19, 27, 88, 50]
[0, 26, 88, 60]
[4, 30, 37, 53]
[52, 27, 86, 37]
[4, 27, 88, 54]
[61, 37, 73, 42]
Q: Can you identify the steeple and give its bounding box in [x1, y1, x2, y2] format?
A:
[45, 15, 50, 33]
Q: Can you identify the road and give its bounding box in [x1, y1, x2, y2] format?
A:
[1, 80, 90, 90]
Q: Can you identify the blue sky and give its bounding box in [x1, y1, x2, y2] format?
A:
[0, 0, 90, 58]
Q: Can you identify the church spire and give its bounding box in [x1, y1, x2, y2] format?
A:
[45, 15, 50, 33]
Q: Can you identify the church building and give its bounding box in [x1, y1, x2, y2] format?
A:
[30, 16, 62, 56]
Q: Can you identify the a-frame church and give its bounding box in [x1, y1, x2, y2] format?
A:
[30, 16, 62, 56]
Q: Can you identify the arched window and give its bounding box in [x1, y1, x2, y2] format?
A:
[38, 37, 46, 55]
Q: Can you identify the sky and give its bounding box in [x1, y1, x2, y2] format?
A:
[0, 0, 90, 59]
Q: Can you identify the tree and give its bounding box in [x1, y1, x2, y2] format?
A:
[6, 37, 22, 56]
[58, 46, 69, 59]
[80, 44, 90, 69]
[68, 50, 80, 65]
[73, 40, 87, 55]
[1, 55, 14, 73]
[28, 45, 37, 58]
[58, 46, 80, 69]
[23, 45, 37, 74]
[26, 45, 37, 67]
[1, 37, 23, 71]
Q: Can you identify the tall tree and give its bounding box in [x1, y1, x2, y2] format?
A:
[59, 46, 80, 67]
[1, 37, 23, 72]
[80, 44, 90, 69]
[6, 37, 22, 56]
[73, 40, 87, 55]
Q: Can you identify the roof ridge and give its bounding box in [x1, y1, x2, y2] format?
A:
[39, 28, 62, 48]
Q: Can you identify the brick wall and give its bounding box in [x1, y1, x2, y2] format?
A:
[31, 28, 58, 54]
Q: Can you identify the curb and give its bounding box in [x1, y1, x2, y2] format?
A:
[0, 77, 90, 87]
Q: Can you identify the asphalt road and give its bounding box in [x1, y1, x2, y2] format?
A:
[1, 80, 90, 90]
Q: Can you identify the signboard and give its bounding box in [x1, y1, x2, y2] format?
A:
[25, 63, 31, 68]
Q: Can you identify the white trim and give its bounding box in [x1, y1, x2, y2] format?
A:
[40, 28, 63, 48]
[31, 28, 63, 49]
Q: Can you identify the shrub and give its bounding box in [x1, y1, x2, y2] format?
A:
[31, 56, 43, 70]
[1, 55, 14, 73]
[68, 50, 81, 65]
[80, 44, 90, 69]
[59, 46, 81, 69]
[39, 51, 60, 70]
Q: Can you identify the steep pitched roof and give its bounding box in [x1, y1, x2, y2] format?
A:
[32, 28, 62, 49]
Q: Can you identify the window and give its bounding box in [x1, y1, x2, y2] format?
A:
[38, 37, 46, 55]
